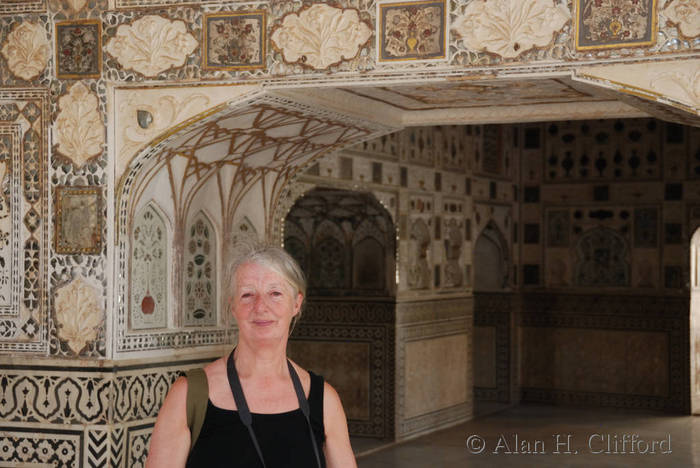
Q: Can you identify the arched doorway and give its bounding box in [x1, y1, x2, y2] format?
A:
[283, 187, 397, 440]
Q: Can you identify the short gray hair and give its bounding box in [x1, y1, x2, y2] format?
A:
[226, 243, 307, 332]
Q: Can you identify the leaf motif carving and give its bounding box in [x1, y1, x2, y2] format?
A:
[55, 82, 104, 168]
[663, 0, 700, 38]
[55, 276, 103, 355]
[452, 0, 570, 59]
[105, 15, 198, 77]
[271, 4, 371, 69]
[0, 22, 50, 81]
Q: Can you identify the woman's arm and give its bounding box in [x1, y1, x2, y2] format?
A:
[146, 376, 191, 468]
[322, 382, 357, 468]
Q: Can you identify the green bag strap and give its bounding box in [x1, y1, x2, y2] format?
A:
[185, 368, 209, 454]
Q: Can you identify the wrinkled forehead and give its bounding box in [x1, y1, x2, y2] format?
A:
[234, 260, 296, 291]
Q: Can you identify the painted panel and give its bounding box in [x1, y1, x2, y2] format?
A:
[575, 0, 657, 50]
[204, 11, 266, 70]
[378, 0, 446, 62]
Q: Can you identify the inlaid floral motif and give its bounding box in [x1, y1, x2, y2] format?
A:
[204, 12, 265, 70]
[54, 275, 103, 355]
[271, 4, 371, 69]
[56, 21, 101, 78]
[575, 0, 656, 49]
[0, 21, 50, 81]
[453, 0, 570, 58]
[54, 82, 104, 168]
[663, 0, 700, 38]
[380, 1, 445, 61]
[105, 15, 198, 77]
[130, 204, 168, 330]
[184, 213, 216, 327]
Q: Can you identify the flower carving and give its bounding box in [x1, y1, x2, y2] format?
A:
[0, 21, 50, 81]
[105, 15, 198, 77]
[54, 275, 103, 355]
[452, 0, 570, 58]
[663, 0, 700, 38]
[271, 4, 371, 69]
[55, 82, 104, 168]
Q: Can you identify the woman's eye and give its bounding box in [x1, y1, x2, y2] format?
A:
[270, 291, 282, 297]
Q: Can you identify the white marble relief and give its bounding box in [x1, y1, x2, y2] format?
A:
[105, 14, 198, 77]
[0, 21, 50, 81]
[663, 0, 700, 38]
[54, 275, 103, 354]
[55, 82, 104, 168]
[130, 204, 168, 330]
[184, 213, 217, 327]
[452, 0, 570, 58]
[271, 3, 371, 69]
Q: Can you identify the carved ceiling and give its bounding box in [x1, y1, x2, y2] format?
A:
[341, 78, 606, 110]
[119, 91, 395, 242]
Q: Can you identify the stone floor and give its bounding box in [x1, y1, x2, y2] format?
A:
[353, 404, 700, 467]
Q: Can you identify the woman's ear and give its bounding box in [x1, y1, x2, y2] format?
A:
[293, 292, 303, 316]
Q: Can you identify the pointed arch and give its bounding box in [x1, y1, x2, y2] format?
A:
[130, 202, 170, 330]
[183, 211, 217, 327]
[474, 220, 509, 291]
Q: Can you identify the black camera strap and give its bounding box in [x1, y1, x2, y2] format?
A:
[226, 350, 322, 468]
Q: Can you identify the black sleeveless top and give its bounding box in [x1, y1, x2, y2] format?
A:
[186, 370, 326, 468]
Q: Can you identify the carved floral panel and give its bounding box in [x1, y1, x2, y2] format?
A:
[130, 205, 168, 330]
[204, 11, 265, 70]
[663, 0, 700, 39]
[55, 20, 101, 79]
[54, 82, 104, 168]
[55, 186, 102, 254]
[105, 14, 198, 77]
[379, 0, 446, 62]
[452, 0, 570, 58]
[575, 0, 657, 50]
[54, 275, 103, 355]
[0, 129, 20, 313]
[271, 3, 371, 70]
[0, 21, 50, 81]
[183, 213, 217, 327]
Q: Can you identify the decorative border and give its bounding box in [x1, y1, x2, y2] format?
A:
[54, 186, 103, 254]
[203, 11, 266, 71]
[473, 293, 512, 403]
[0, 89, 49, 354]
[54, 19, 103, 80]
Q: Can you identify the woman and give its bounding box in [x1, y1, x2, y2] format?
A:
[147, 245, 356, 467]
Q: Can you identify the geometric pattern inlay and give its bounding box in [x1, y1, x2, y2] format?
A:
[0, 90, 48, 355]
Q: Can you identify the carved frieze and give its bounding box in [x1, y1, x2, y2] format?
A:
[54, 275, 103, 355]
[0, 21, 50, 81]
[271, 4, 371, 70]
[663, 0, 700, 38]
[452, 0, 570, 58]
[54, 82, 104, 168]
[105, 15, 198, 77]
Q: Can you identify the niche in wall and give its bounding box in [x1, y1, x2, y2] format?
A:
[284, 187, 396, 439]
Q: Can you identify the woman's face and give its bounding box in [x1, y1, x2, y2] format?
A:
[232, 262, 303, 343]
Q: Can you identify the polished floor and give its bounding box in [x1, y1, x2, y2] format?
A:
[354, 404, 700, 467]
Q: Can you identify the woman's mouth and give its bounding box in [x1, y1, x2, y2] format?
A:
[252, 320, 275, 327]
